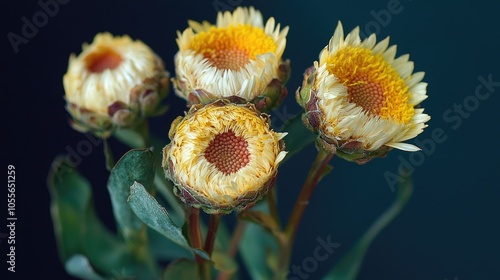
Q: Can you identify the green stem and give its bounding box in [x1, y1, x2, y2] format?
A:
[268, 188, 281, 228]
[113, 119, 151, 148]
[136, 119, 151, 147]
[103, 138, 115, 171]
[134, 225, 159, 276]
[275, 150, 334, 279]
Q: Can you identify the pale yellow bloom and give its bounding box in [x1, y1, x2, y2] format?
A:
[297, 21, 430, 163]
[173, 7, 289, 109]
[162, 100, 287, 214]
[63, 32, 168, 136]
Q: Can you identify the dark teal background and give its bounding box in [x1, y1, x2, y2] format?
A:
[2, 0, 499, 279]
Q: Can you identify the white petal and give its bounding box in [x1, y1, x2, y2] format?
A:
[329, 21, 344, 53]
[372, 36, 390, 54]
[385, 142, 421, 151]
[382, 45, 397, 63]
[407, 71, 425, 87]
[345, 26, 361, 45]
[361, 34, 377, 49]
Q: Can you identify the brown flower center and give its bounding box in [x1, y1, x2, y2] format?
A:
[347, 74, 385, 116]
[85, 47, 123, 73]
[208, 48, 250, 71]
[204, 130, 250, 175]
[326, 46, 414, 123]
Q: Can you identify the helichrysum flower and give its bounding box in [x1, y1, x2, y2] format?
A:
[162, 100, 287, 214]
[63, 32, 169, 137]
[297, 22, 430, 164]
[172, 6, 290, 111]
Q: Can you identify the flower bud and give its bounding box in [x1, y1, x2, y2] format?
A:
[63, 32, 169, 137]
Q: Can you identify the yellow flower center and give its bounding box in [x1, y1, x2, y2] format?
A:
[326, 46, 414, 124]
[189, 24, 277, 70]
[85, 47, 123, 73]
[204, 130, 250, 175]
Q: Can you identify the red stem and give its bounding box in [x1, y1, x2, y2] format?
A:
[204, 214, 222, 257]
[188, 207, 203, 264]
[274, 150, 334, 280]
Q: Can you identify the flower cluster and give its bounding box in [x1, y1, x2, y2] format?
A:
[57, 5, 432, 280]
[62, 7, 429, 214]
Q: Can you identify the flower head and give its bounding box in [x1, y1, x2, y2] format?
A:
[297, 22, 430, 164]
[162, 100, 287, 214]
[63, 32, 169, 137]
[173, 6, 290, 111]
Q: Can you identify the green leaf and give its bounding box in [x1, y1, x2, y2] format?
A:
[107, 148, 155, 244]
[281, 113, 315, 163]
[113, 120, 187, 226]
[65, 255, 105, 280]
[239, 203, 278, 280]
[148, 227, 194, 261]
[128, 182, 200, 258]
[154, 172, 185, 226]
[323, 175, 413, 280]
[48, 157, 156, 278]
[162, 259, 200, 280]
[48, 157, 92, 261]
[150, 134, 190, 229]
